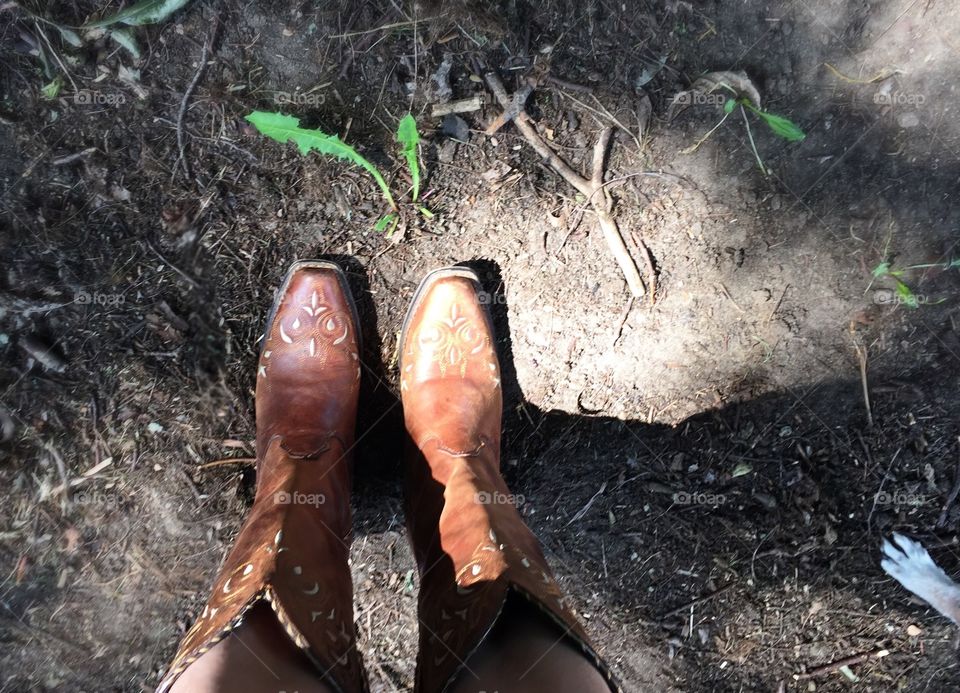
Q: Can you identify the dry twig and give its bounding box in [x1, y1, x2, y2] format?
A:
[855, 341, 872, 427]
[793, 649, 889, 681]
[43, 441, 70, 509]
[483, 70, 647, 297]
[430, 95, 484, 117]
[199, 457, 256, 469]
[565, 481, 607, 526]
[174, 21, 219, 182]
[145, 238, 201, 289]
[543, 74, 594, 94]
[658, 581, 735, 621]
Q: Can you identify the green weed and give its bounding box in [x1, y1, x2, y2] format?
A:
[870, 258, 959, 308]
[683, 98, 805, 165]
[721, 97, 804, 174]
[723, 97, 805, 142]
[396, 113, 420, 202]
[245, 110, 429, 236]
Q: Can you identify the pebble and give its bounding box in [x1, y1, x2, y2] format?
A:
[897, 112, 920, 128]
[441, 114, 470, 143]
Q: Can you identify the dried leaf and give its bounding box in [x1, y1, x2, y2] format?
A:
[109, 28, 141, 59]
[84, 0, 193, 28]
[55, 25, 84, 48]
[692, 70, 762, 109]
[63, 527, 81, 554]
[838, 665, 860, 682]
[19, 334, 66, 372]
[15, 555, 30, 584]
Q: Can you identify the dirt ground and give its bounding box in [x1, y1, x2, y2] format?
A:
[2, 0, 960, 691]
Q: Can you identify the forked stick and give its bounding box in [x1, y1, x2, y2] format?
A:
[483, 70, 647, 298]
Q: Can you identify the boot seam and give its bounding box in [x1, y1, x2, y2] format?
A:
[261, 431, 350, 460]
[417, 434, 488, 458]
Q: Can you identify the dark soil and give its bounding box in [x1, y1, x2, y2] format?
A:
[2, 1, 960, 691]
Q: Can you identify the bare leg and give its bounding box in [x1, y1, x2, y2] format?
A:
[170, 602, 334, 693]
[451, 595, 611, 693]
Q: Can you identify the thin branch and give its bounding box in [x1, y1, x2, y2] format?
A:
[484, 71, 591, 196]
[658, 582, 735, 621]
[482, 70, 648, 298]
[793, 649, 890, 681]
[145, 239, 201, 289]
[543, 75, 594, 94]
[174, 20, 218, 183]
[591, 127, 612, 190]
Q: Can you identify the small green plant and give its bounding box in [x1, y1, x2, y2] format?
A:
[723, 97, 805, 142]
[676, 72, 805, 173]
[245, 110, 429, 236]
[41, 76, 63, 100]
[396, 113, 420, 202]
[719, 96, 804, 175]
[870, 258, 959, 308]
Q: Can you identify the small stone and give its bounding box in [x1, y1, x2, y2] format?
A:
[907, 624, 922, 636]
[897, 112, 920, 128]
[437, 139, 457, 164]
[441, 114, 470, 142]
[753, 492, 777, 510]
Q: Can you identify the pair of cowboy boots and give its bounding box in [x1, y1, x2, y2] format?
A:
[158, 261, 617, 693]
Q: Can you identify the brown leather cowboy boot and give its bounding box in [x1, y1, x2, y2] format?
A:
[158, 260, 366, 693]
[400, 267, 618, 692]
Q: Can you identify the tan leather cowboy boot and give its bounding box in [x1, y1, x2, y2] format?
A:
[400, 267, 618, 692]
[158, 260, 366, 693]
